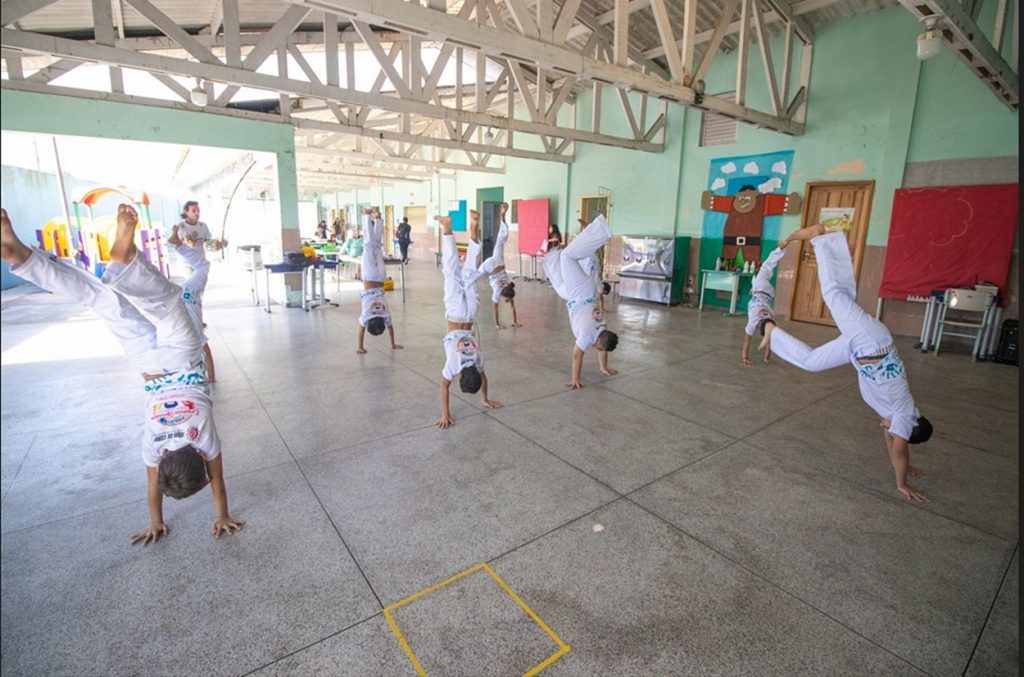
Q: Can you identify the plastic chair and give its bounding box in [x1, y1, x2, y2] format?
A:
[933, 288, 995, 360]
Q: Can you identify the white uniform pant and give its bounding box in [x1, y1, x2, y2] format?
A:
[171, 242, 211, 344]
[442, 233, 483, 322]
[11, 249, 201, 375]
[543, 214, 611, 302]
[771, 232, 892, 370]
[752, 246, 786, 296]
[362, 217, 386, 283]
[479, 220, 509, 275]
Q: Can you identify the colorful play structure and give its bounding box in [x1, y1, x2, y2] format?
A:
[35, 187, 170, 278]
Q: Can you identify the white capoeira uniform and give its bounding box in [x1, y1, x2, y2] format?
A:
[359, 216, 392, 328]
[480, 219, 511, 303]
[441, 231, 485, 379]
[543, 214, 611, 352]
[769, 232, 921, 440]
[10, 249, 221, 466]
[744, 247, 787, 336]
[170, 240, 211, 346]
[174, 219, 211, 265]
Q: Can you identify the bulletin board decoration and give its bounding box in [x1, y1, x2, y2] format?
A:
[878, 184, 1018, 303]
[448, 200, 467, 232]
[516, 198, 550, 255]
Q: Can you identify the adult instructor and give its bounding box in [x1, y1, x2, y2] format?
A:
[396, 217, 413, 265]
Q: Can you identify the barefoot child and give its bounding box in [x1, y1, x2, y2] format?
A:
[435, 211, 503, 428]
[741, 246, 786, 366]
[357, 209, 403, 354]
[543, 214, 620, 389]
[761, 224, 933, 502]
[479, 202, 521, 329]
[167, 225, 216, 381]
[1, 205, 244, 545]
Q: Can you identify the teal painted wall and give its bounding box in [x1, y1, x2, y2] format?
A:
[565, 6, 1016, 248]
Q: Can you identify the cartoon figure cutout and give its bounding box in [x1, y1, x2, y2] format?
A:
[701, 185, 801, 264]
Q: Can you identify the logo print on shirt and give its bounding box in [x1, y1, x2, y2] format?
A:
[153, 399, 198, 426]
[456, 336, 478, 354]
[187, 426, 200, 441]
[371, 300, 387, 316]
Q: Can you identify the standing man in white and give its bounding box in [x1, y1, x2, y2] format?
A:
[761, 224, 933, 502]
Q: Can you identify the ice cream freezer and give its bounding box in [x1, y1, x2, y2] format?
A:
[616, 235, 690, 306]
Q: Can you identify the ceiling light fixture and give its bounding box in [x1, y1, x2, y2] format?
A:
[917, 18, 942, 61]
[190, 79, 208, 107]
[693, 79, 706, 106]
[484, 127, 496, 145]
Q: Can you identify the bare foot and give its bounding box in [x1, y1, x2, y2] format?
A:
[0, 209, 33, 265]
[434, 215, 453, 236]
[109, 204, 139, 264]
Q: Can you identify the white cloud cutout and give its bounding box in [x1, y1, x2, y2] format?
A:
[771, 160, 788, 175]
[711, 178, 727, 191]
[758, 177, 783, 193]
[720, 162, 737, 174]
[743, 161, 760, 174]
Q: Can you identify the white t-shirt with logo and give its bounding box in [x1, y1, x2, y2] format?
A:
[567, 297, 607, 352]
[853, 349, 920, 441]
[359, 287, 393, 327]
[176, 220, 212, 261]
[141, 380, 220, 468]
[441, 329, 484, 381]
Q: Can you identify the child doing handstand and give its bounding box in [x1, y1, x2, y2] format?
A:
[761, 224, 933, 502]
[577, 218, 611, 313]
[1, 205, 244, 545]
[543, 214, 620, 389]
[479, 202, 521, 329]
[435, 211, 503, 428]
[357, 208, 403, 354]
[741, 245, 786, 366]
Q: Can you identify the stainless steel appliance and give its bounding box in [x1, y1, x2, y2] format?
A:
[618, 235, 689, 305]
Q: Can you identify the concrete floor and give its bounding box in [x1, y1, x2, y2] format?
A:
[0, 257, 1018, 676]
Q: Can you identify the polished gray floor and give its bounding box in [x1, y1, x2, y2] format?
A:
[1, 258, 1018, 676]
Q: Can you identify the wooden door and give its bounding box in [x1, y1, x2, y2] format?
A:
[580, 195, 611, 277]
[789, 180, 874, 325]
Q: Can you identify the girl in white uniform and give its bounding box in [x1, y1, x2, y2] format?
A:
[435, 211, 503, 428]
[356, 209, 403, 354]
[761, 224, 933, 502]
[543, 214, 620, 389]
[479, 203, 521, 329]
[1, 205, 244, 545]
[741, 246, 786, 366]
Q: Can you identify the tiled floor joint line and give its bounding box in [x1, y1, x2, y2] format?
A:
[959, 543, 1020, 677]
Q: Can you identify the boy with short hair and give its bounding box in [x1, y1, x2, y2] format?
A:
[543, 214, 620, 389]
[741, 246, 786, 366]
[357, 208, 403, 354]
[479, 202, 521, 329]
[435, 211, 503, 428]
[761, 224, 933, 502]
[1, 205, 244, 546]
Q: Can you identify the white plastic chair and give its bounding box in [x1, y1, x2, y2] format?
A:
[933, 288, 996, 360]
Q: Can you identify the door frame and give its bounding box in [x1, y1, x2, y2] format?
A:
[788, 179, 875, 324]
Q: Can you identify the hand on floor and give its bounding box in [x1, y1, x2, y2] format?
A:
[392, 343, 404, 350]
[601, 367, 619, 376]
[482, 399, 503, 410]
[131, 522, 169, 546]
[897, 484, 930, 503]
[436, 415, 454, 429]
[356, 347, 368, 354]
[742, 357, 754, 366]
[211, 516, 245, 538]
[566, 380, 584, 390]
